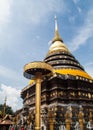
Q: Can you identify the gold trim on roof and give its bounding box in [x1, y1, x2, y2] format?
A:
[54, 69, 93, 80]
[29, 78, 35, 85]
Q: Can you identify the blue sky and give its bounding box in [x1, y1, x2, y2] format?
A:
[0, 0, 93, 111]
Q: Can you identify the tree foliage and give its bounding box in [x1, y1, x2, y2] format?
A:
[0, 104, 14, 115]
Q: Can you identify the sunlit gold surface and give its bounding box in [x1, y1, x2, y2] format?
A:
[23, 61, 53, 130]
[52, 16, 63, 43]
[24, 61, 53, 75]
[35, 72, 42, 130]
[29, 78, 35, 85]
[54, 69, 93, 80]
[49, 41, 69, 53]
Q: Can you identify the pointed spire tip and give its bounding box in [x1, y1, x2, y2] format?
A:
[54, 15, 57, 20]
[52, 16, 63, 43]
[54, 15, 58, 31]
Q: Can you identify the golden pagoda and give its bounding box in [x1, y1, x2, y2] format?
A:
[21, 17, 93, 130]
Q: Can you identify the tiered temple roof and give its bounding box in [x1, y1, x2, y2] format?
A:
[21, 17, 93, 93]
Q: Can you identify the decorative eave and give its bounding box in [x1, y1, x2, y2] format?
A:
[21, 68, 93, 95]
[54, 68, 93, 81]
[49, 72, 93, 83]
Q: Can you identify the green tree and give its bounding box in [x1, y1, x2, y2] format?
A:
[0, 104, 14, 115]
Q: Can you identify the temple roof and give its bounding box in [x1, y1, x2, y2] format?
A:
[44, 17, 93, 81]
[22, 17, 93, 94]
[0, 115, 13, 125]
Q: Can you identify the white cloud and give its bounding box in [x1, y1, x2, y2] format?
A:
[0, 65, 19, 80]
[0, 65, 24, 85]
[0, 0, 66, 25]
[0, 0, 12, 25]
[0, 0, 67, 51]
[68, 9, 93, 52]
[0, 0, 13, 51]
[0, 84, 22, 111]
[12, 0, 66, 25]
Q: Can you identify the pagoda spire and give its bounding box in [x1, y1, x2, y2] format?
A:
[2, 96, 7, 118]
[52, 16, 63, 43]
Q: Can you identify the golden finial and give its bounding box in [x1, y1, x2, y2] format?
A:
[52, 15, 63, 43]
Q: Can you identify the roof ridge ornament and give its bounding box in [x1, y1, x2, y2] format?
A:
[52, 15, 63, 43]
